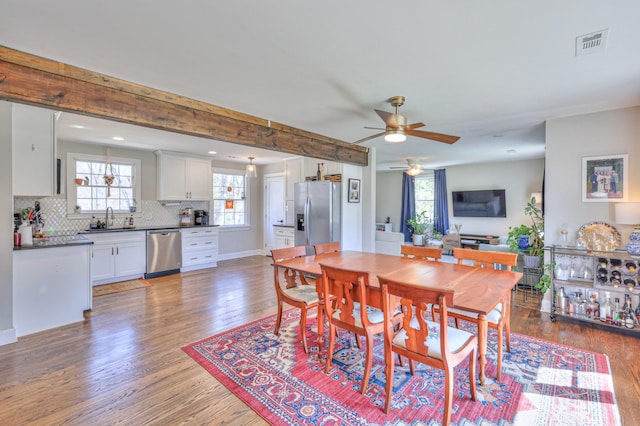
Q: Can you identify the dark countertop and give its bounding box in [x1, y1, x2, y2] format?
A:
[13, 235, 93, 251]
[273, 224, 294, 228]
[77, 224, 219, 234]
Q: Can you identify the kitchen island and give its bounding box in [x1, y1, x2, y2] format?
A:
[13, 235, 93, 337]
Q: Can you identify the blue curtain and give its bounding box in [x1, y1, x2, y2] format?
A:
[400, 172, 415, 242]
[434, 169, 449, 235]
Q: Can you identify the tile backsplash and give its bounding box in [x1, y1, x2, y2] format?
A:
[13, 197, 210, 235]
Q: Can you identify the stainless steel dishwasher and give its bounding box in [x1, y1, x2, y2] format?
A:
[145, 229, 182, 278]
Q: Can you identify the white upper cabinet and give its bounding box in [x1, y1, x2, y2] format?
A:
[12, 104, 56, 196]
[156, 151, 212, 200]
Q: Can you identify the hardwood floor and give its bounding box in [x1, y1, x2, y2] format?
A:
[1, 255, 638, 425]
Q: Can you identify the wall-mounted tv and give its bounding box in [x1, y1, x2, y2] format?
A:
[452, 189, 507, 218]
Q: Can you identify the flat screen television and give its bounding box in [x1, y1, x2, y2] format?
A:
[452, 189, 507, 218]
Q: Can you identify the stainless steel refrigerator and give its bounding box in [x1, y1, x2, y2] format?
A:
[295, 181, 341, 255]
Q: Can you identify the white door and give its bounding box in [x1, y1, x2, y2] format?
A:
[264, 174, 285, 254]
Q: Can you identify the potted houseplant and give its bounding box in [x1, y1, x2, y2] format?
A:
[506, 195, 544, 268]
[407, 211, 431, 246]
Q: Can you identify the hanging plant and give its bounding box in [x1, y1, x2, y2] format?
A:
[104, 147, 115, 197]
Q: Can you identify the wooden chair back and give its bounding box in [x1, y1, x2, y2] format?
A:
[320, 264, 372, 329]
[453, 248, 518, 270]
[271, 246, 310, 288]
[401, 245, 442, 261]
[379, 275, 454, 358]
[314, 241, 341, 255]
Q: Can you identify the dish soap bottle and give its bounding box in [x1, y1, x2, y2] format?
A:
[90, 215, 98, 229]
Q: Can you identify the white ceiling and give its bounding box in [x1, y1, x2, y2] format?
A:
[3, 1, 640, 171]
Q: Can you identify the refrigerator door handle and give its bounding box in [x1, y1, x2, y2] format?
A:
[304, 195, 311, 247]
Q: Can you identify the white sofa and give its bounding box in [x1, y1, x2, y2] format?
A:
[375, 231, 405, 256]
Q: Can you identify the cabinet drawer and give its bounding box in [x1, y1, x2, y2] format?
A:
[274, 228, 294, 237]
[182, 238, 217, 251]
[182, 250, 218, 267]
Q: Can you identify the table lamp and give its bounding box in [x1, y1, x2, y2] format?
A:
[614, 202, 640, 256]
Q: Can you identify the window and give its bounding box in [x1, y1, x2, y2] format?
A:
[212, 169, 247, 226]
[67, 152, 140, 214]
[415, 173, 435, 222]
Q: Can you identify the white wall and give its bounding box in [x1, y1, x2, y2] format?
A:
[376, 158, 545, 237]
[545, 106, 640, 247]
[341, 164, 363, 251]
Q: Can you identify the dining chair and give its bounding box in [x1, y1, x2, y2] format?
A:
[378, 275, 477, 425]
[313, 241, 341, 255]
[319, 263, 393, 394]
[271, 246, 319, 354]
[400, 245, 442, 261]
[434, 247, 518, 380]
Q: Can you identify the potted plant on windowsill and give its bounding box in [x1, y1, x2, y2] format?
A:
[407, 211, 432, 246]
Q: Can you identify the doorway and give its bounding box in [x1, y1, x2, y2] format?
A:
[264, 173, 284, 254]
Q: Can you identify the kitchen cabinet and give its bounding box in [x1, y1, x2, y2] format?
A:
[87, 231, 146, 285]
[550, 245, 640, 335]
[12, 103, 56, 196]
[156, 151, 212, 200]
[274, 226, 295, 249]
[284, 157, 303, 201]
[13, 244, 91, 337]
[181, 226, 219, 272]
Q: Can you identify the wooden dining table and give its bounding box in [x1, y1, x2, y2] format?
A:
[273, 250, 523, 385]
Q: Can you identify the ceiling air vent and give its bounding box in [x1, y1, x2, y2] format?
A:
[576, 29, 608, 56]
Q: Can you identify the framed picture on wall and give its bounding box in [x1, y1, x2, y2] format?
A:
[348, 178, 361, 203]
[582, 154, 628, 202]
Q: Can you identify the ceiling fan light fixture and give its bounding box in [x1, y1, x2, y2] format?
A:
[406, 166, 422, 176]
[384, 131, 406, 143]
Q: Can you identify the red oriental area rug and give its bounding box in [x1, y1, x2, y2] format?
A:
[182, 309, 621, 425]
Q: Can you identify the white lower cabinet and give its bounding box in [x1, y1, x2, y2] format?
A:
[274, 226, 295, 249]
[13, 244, 91, 337]
[181, 227, 219, 271]
[87, 231, 146, 285]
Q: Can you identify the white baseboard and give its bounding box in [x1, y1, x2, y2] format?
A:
[0, 327, 17, 346]
[217, 249, 265, 262]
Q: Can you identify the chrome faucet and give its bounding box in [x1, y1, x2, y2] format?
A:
[105, 206, 114, 229]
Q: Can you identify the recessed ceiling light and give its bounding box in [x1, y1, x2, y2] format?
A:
[69, 124, 85, 129]
[112, 136, 124, 141]
[208, 151, 217, 155]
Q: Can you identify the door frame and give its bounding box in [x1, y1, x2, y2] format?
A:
[263, 172, 285, 255]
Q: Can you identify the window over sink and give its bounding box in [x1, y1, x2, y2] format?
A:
[66, 152, 141, 215]
[212, 168, 248, 227]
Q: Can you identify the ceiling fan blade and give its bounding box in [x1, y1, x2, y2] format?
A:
[375, 109, 400, 128]
[405, 129, 460, 144]
[405, 122, 425, 130]
[364, 126, 386, 131]
[353, 131, 385, 145]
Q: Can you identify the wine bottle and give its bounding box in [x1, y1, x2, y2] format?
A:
[320, 162, 325, 180]
[316, 163, 321, 180]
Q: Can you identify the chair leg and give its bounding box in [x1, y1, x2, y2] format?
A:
[384, 350, 395, 413]
[300, 306, 309, 354]
[408, 359, 415, 376]
[442, 365, 455, 426]
[274, 300, 283, 335]
[360, 332, 374, 394]
[505, 319, 511, 353]
[325, 323, 336, 373]
[469, 346, 477, 401]
[496, 324, 503, 381]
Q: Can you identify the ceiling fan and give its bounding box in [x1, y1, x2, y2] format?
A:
[389, 159, 424, 176]
[354, 96, 460, 145]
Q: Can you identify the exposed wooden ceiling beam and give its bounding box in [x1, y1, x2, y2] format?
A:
[0, 45, 368, 166]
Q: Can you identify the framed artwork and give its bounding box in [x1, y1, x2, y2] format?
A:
[348, 178, 361, 203]
[582, 154, 628, 202]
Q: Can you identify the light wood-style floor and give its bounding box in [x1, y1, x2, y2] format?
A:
[1, 256, 638, 425]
